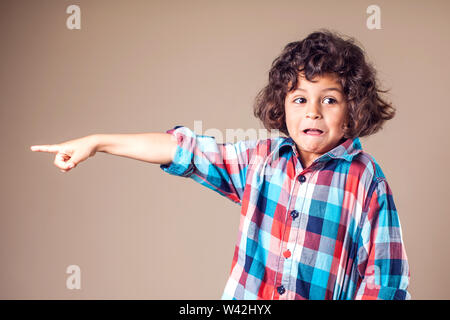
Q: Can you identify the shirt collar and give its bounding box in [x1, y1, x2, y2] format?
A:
[273, 135, 363, 164]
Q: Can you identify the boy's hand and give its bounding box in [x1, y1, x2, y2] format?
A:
[30, 135, 98, 173]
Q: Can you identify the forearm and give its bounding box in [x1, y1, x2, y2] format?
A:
[93, 132, 177, 165]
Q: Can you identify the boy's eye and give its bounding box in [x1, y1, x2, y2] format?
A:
[293, 97, 338, 104]
[293, 97, 306, 104]
[323, 97, 337, 104]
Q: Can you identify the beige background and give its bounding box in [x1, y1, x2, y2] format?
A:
[1, 0, 449, 299]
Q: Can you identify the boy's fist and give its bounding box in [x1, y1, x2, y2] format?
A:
[30, 135, 98, 173]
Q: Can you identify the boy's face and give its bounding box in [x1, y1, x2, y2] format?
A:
[284, 72, 348, 167]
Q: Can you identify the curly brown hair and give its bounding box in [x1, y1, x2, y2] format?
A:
[253, 29, 395, 139]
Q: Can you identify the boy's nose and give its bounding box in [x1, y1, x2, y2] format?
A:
[305, 102, 322, 119]
[306, 108, 322, 119]
[306, 112, 321, 120]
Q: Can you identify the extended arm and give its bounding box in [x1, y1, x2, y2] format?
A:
[94, 132, 177, 165]
[31, 132, 178, 172]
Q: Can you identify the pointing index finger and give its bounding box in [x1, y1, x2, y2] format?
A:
[30, 145, 60, 153]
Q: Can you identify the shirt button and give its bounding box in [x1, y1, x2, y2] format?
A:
[298, 175, 306, 183]
[277, 285, 286, 295]
[290, 210, 299, 220]
[283, 249, 291, 258]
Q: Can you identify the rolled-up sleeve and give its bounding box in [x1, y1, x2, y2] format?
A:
[355, 178, 411, 300]
[160, 125, 259, 205]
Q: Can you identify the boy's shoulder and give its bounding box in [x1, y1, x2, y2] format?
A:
[251, 135, 295, 159]
[352, 148, 388, 182]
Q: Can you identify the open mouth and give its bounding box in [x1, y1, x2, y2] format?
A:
[303, 128, 324, 136]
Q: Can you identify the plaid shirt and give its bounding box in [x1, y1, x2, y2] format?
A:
[160, 125, 411, 300]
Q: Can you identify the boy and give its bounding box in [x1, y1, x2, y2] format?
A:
[30, 29, 410, 300]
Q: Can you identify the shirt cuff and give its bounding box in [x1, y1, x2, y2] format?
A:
[159, 125, 195, 177]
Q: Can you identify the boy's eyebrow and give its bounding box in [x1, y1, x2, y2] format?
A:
[294, 87, 342, 93]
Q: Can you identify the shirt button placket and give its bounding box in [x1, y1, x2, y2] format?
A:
[279, 174, 305, 298]
[275, 173, 305, 299]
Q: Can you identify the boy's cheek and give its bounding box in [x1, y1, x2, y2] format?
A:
[284, 114, 303, 132]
